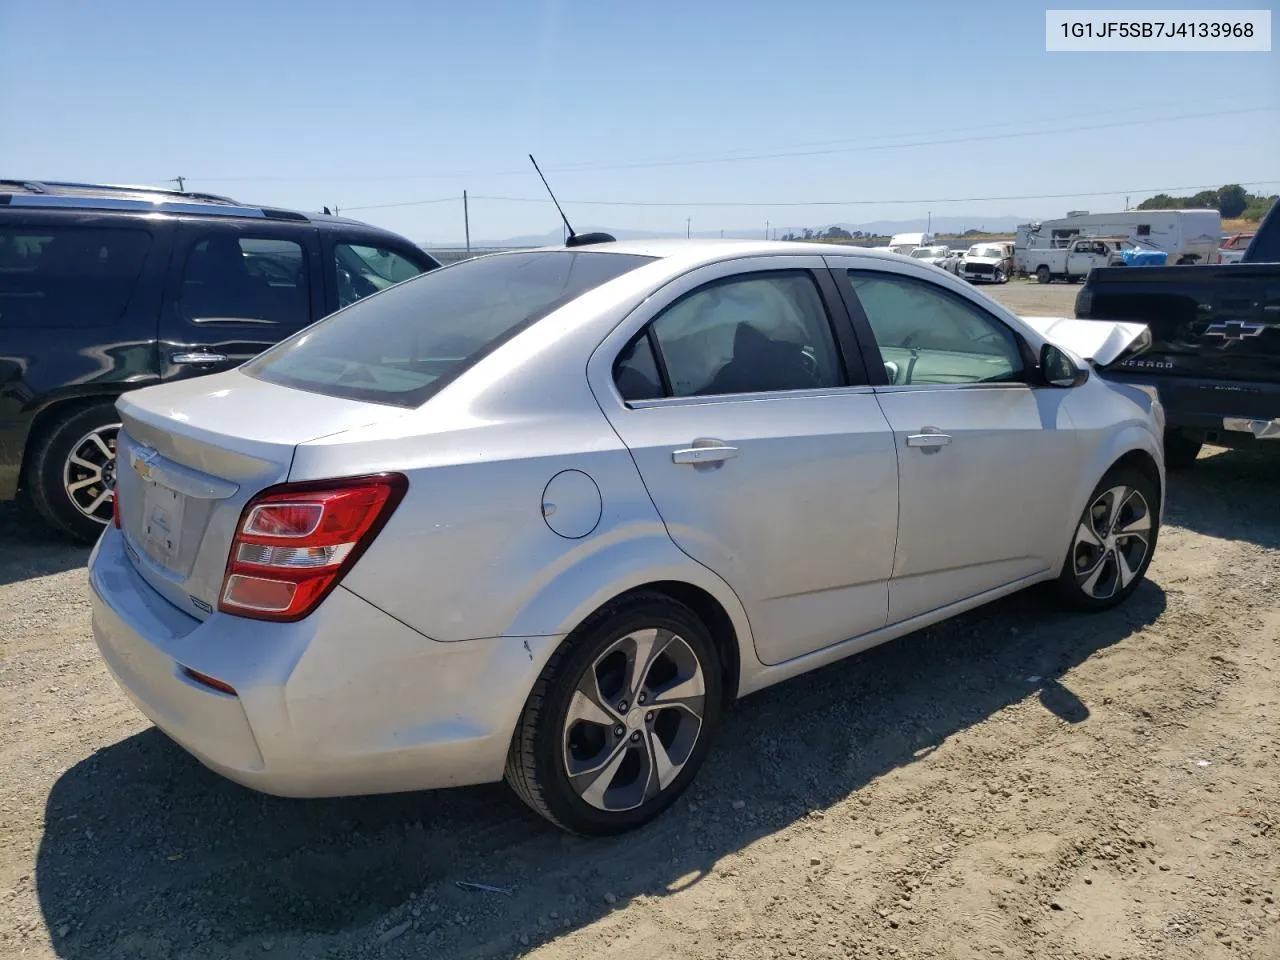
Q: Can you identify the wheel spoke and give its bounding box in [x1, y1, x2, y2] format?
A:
[573, 740, 630, 809]
[649, 671, 706, 719]
[66, 476, 101, 495]
[83, 489, 113, 515]
[1098, 486, 1128, 534]
[68, 454, 102, 474]
[1074, 520, 1103, 549]
[566, 682, 621, 729]
[624, 627, 671, 702]
[88, 431, 114, 460]
[1116, 546, 1141, 589]
[645, 729, 680, 793]
[1081, 554, 1115, 598]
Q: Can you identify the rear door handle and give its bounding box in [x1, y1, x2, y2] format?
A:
[672, 444, 739, 465]
[906, 432, 952, 449]
[170, 352, 229, 365]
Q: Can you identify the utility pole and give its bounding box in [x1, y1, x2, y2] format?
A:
[765, 219, 770, 240]
[171, 176, 186, 193]
[1125, 195, 1130, 212]
[686, 217, 692, 239]
[927, 211, 932, 235]
[463, 190, 471, 253]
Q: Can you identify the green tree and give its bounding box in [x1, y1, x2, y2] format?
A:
[824, 226, 853, 240]
[1217, 184, 1248, 218]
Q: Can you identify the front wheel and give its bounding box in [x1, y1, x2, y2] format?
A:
[27, 402, 121, 543]
[994, 267, 1007, 284]
[505, 592, 723, 835]
[1055, 467, 1159, 611]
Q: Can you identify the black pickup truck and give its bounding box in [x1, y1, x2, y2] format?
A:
[1076, 201, 1280, 468]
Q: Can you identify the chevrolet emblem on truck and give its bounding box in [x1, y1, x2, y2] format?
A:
[1205, 321, 1265, 340]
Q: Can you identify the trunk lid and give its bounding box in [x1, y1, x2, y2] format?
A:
[115, 369, 406, 620]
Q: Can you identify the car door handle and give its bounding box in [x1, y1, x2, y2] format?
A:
[906, 432, 952, 449]
[672, 444, 739, 465]
[170, 352, 229, 365]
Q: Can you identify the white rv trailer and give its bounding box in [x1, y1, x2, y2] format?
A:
[887, 231, 933, 255]
[1014, 209, 1221, 271]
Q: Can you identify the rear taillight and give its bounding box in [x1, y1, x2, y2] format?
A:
[218, 473, 407, 622]
[112, 488, 121, 529]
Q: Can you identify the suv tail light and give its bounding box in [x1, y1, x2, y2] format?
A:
[112, 488, 122, 529]
[218, 473, 407, 622]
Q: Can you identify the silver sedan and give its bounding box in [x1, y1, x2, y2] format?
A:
[89, 240, 1164, 835]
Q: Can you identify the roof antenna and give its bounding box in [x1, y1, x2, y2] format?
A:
[528, 154, 615, 248]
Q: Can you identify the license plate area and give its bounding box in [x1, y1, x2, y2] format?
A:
[140, 480, 187, 570]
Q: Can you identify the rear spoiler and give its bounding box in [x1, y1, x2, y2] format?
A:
[1019, 316, 1152, 369]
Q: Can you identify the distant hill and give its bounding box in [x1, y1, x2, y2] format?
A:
[426, 214, 1032, 249]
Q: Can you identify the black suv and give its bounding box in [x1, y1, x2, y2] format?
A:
[0, 180, 440, 541]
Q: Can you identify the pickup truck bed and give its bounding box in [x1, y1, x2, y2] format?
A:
[1074, 202, 1280, 467]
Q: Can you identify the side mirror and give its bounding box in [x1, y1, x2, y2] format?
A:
[1040, 342, 1088, 388]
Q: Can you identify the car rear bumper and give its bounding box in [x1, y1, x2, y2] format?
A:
[89, 526, 558, 797]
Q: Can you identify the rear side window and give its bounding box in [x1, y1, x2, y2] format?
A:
[335, 242, 428, 308]
[0, 226, 151, 328]
[179, 235, 310, 327]
[642, 272, 844, 398]
[246, 250, 655, 407]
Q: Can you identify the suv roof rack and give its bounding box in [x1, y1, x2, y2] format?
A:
[0, 179, 310, 222]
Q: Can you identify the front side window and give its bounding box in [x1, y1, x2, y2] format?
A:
[643, 271, 844, 398]
[848, 271, 1023, 386]
[0, 225, 151, 328]
[248, 250, 655, 407]
[179, 235, 310, 327]
[335, 243, 427, 308]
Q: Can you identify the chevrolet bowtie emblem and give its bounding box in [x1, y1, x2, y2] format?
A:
[131, 447, 159, 479]
[1205, 321, 1265, 340]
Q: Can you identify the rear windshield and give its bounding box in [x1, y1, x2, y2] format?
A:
[244, 250, 655, 407]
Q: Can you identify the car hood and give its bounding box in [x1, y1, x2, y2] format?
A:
[1019, 315, 1152, 367]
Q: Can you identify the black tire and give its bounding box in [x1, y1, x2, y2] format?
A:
[994, 267, 1007, 284]
[1055, 465, 1160, 611]
[1163, 429, 1202, 470]
[1036, 265, 1051, 284]
[26, 402, 121, 544]
[505, 591, 724, 835]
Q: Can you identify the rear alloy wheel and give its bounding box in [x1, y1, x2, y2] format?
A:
[1055, 467, 1159, 610]
[505, 592, 723, 835]
[1036, 265, 1051, 284]
[27, 402, 122, 543]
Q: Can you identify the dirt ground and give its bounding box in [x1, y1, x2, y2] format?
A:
[2, 280, 1277, 960]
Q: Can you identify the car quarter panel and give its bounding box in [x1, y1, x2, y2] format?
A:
[293, 255, 761, 649]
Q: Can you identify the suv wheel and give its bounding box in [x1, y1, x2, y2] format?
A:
[28, 402, 121, 543]
[505, 592, 723, 835]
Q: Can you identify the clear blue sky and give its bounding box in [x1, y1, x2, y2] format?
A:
[3, 0, 1277, 243]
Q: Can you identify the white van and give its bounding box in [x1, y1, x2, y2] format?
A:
[887, 231, 933, 256]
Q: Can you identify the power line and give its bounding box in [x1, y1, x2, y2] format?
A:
[341, 179, 1280, 212]
[184, 103, 1278, 184]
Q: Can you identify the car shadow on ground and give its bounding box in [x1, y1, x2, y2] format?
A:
[35, 579, 1166, 958]
[1165, 445, 1280, 549]
[0, 500, 90, 586]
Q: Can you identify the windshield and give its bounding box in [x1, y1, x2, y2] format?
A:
[909, 248, 935, 258]
[244, 250, 655, 407]
[970, 246, 1002, 258]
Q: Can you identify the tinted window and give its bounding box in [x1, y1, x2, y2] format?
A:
[848, 271, 1023, 386]
[335, 242, 427, 309]
[0, 226, 151, 328]
[179, 235, 310, 326]
[648, 272, 844, 398]
[247, 251, 655, 407]
[613, 332, 663, 402]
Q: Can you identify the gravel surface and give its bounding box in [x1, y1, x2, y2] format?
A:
[2, 280, 1277, 959]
